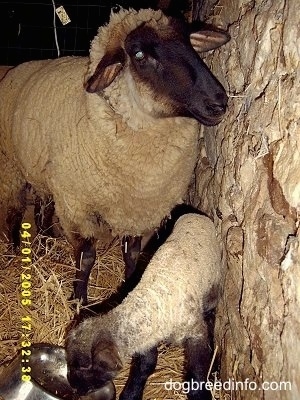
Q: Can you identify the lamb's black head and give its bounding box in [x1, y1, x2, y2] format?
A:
[86, 10, 230, 126]
[65, 325, 121, 399]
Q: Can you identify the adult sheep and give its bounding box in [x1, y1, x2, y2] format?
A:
[66, 213, 222, 400]
[0, 8, 229, 302]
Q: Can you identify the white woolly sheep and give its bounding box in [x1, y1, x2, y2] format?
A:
[66, 213, 222, 400]
[0, 8, 229, 303]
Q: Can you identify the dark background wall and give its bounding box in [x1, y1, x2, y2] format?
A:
[0, 0, 190, 65]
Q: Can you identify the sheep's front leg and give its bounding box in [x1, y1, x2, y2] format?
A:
[73, 237, 96, 305]
[119, 346, 158, 400]
[121, 236, 142, 279]
[6, 207, 25, 248]
[5, 183, 27, 248]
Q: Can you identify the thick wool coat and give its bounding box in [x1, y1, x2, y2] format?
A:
[0, 9, 199, 241]
[67, 214, 221, 361]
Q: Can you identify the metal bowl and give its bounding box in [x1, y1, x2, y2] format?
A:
[0, 344, 115, 400]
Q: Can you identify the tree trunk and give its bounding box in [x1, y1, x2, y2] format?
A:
[191, 1, 300, 399]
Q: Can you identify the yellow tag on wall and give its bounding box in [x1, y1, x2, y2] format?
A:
[56, 5, 71, 25]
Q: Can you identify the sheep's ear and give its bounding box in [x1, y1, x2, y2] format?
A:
[85, 47, 126, 93]
[92, 337, 123, 376]
[189, 27, 230, 53]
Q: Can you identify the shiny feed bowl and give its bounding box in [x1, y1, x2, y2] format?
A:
[0, 344, 115, 400]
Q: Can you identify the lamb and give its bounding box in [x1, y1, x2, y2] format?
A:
[0, 8, 229, 303]
[66, 213, 222, 400]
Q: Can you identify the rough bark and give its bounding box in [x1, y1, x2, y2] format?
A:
[191, 1, 300, 399]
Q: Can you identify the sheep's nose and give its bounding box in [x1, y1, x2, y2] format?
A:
[206, 103, 227, 116]
[206, 93, 228, 116]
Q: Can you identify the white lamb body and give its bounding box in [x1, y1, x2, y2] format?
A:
[68, 214, 222, 361]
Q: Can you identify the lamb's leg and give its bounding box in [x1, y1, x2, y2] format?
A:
[72, 236, 97, 305]
[119, 346, 158, 400]
[184, 328, 214, 400]
[121, 236, 142, 279]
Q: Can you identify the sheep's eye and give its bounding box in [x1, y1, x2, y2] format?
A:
[134, 51, 145, 61]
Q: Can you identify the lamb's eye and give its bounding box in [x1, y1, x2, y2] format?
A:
[134, 51, 145, 61]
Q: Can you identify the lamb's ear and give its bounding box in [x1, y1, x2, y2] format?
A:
[92, 337, 123, 376]
[85, 47, 126, 93]
[190, 28, 230, 53]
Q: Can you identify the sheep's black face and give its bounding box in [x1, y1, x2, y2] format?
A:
[124, 21, 229, 126]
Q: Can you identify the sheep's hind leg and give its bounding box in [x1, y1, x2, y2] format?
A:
[72, 236, 96, 305]
[119, 346, 158, 400]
